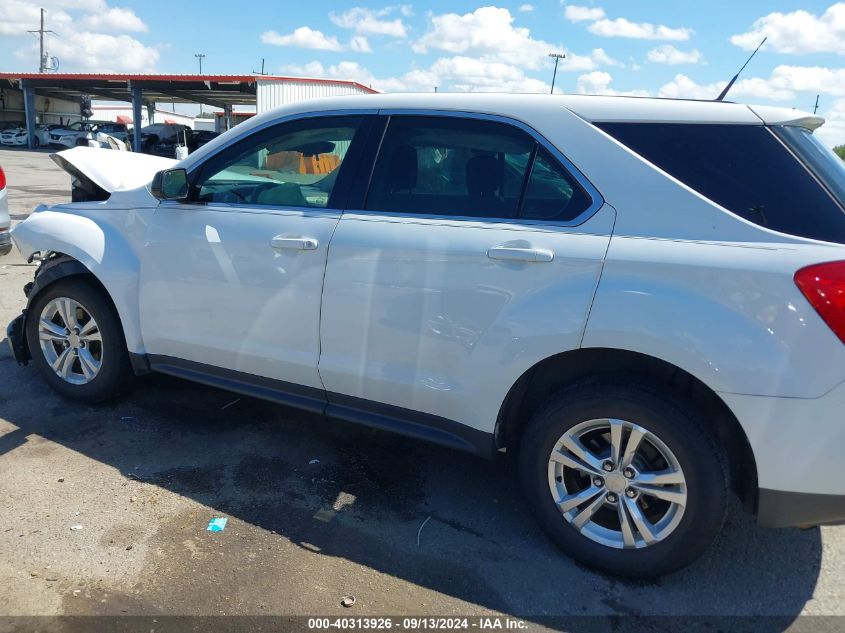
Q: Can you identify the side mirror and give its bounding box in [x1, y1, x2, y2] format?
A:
[151, 168, 188, 201]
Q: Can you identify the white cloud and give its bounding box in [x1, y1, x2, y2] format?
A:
[575, 71, 649, 96]
[589, 17, 693, 40]
[814, 98, 845, 146]
[518, 4, 535, 12]
[731, 3, 845, 56]
[656, 73, 794, 101]
[413, 7, 552, 69]
[261, 26, 344, 51]
[329, 6, 408, 38]
[349, 35, 372, 52]
[412, 6, 618, 73]
[647, 45, 703, 65]
[78, 6, 146, 32]
[283, 55, 552, 94]
[15, 31, 159, 72]
[564, 5, 606, 22]
[3, 0, 157, 71]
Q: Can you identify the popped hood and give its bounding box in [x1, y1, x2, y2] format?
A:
[51, 146, 176, 195]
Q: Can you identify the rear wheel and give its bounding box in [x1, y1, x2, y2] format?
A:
[518, 381, 728, 578]
[26, 278, 133, 402]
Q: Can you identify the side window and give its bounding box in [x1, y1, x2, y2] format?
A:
[521, 147, 592, 221]
[365, 115, 594, 222]
[365, 116, 534, 218]
[194, 115, 364, 209]
[597, 122, 845, 244]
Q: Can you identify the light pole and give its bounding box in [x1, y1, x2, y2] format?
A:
[548, 52, 565, 94]
[194, 53, 206, 115]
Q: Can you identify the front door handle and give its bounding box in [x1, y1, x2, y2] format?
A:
[270, 236, 319, 251]
[487, 246, 554, 263]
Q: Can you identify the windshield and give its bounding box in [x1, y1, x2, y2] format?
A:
[775, 125, 845, 210]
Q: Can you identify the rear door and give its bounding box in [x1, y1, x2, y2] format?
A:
[318, 112, 614, 433]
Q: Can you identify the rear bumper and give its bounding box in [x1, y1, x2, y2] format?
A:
[758, 489, 845, 528]
[721, 381, 845, 527]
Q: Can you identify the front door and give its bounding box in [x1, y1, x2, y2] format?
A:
[139, 114, 371, 390]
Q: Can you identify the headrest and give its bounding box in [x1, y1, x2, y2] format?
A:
[388, 145, 417, 192]
[466, 154, 501, 197]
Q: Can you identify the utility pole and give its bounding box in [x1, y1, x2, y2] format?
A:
[194, 53, 206, 115]
[27, 8, 56, 73]
[548, 53, 566, 94]
[813, 94, 820, 115]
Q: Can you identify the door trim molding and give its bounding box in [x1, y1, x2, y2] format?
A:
[145, 355, 496, 457]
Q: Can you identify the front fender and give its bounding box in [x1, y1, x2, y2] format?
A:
[582, 236, 845, 399]
[12, 209, 146, 354]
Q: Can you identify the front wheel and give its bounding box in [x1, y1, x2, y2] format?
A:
[26, 278, 133, 402]
[518, 381, 728, 578]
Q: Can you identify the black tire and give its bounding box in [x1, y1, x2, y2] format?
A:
[26, 277, 133, 402]
[518, 380, 728, 578]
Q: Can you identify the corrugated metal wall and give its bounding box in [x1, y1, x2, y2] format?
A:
[257, 80, 372, 114]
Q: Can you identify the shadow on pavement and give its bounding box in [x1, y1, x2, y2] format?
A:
[0, 348, 823, 628]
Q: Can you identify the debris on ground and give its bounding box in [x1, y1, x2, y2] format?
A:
[45, 574, 59, 582]
[309, 459, 320, 465]
[129, 496, 137, 503]
[206, 517, 228, 532]
[416, 516, 431, 546]
[221, 398, 240, 410]
[125, 545, 133, 551]
[29, 571, 39, 577]
[69, 525, 83, 531]
[341, 595, 356, 608]
[57, 478, 64, 483]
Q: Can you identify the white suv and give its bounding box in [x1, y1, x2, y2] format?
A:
[6, 94, 845, 577]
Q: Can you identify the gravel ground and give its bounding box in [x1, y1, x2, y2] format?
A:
[0, 148, 842, 631]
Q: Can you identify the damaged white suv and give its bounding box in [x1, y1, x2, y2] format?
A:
[7, 94, 845, 578]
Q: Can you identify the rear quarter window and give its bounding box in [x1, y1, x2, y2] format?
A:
[597, 122, 845, 244]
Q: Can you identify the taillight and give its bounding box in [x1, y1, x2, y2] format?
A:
[0, 166, 5, 190]
[795, 261, 845, 345]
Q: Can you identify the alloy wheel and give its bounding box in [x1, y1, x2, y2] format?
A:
[38, 297, 103, 385]
[548, 418, 687, 549]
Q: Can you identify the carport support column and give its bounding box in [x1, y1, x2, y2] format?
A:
[224, 104, 232, 131]
[130, 83, 143, 153]
[22, 81, 37, 150]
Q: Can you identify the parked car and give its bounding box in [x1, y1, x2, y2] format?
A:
[0, 124, 59, 148]
[138, 123, 192, 157]
[49, 121, 129, 149]
[6, 94, 845, 578]
[0, 164, 8, 255]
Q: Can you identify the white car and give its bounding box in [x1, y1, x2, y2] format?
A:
[0, 124, 54, 148]
[0, 164, 9, 255]
[48, 121, 129, 149]
[6, 94, 845, 578]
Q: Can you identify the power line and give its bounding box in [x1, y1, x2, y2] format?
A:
[548, 53, 566, 94]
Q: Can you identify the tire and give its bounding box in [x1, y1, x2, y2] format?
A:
[33, 137, 40, 148]
[518, 380, 728, 578]
[26, 277, 133, 402]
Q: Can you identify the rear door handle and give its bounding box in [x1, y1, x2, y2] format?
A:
[270, 236, 319, 251]
[487, 246, 554, 263]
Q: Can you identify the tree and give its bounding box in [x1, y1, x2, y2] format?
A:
[835, 145, 845, 161]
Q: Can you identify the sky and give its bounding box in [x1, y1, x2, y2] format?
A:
[2, 1, 845, 145]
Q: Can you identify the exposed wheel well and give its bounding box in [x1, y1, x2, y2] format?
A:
[495, 348, 758, 512]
